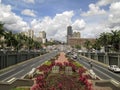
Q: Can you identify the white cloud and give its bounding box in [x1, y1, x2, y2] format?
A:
[23, 0, 35, 4]
[97, 0, 120, 6]
[107, 2, 120, 29]
[81, 3, 106, 16]
[0, 3, 29, 32]
[80, 1, 120, 39]
[72, 19, 86, 30]
[31, 11, 86, 41]
[21, 9, 36, 17]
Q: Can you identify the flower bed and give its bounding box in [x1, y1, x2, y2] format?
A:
[30, 52, 95, 90]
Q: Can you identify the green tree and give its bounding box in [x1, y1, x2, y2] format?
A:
[98, 32, 112, 52]
[75, 45, 81, 49]
[0, 23, 5, 48]
[0, 23, 5, 36]
[84, 40, 92, 51]
[94, 30, 120, 52]
[92, 39, 101, 50]
[111, 30, 120, 51]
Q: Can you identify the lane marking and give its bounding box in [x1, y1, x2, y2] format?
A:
[7, 77, 16, 82]
[31, 64, 35, 67]
[93, 62, 120, 78]
[80, 59, 120, 84]
[0, 52, 57, 80]
[22, 63, 28, 67]
[0, 68, 16, 77]
[2, 70, 24, 82]
[81, 59, 112, 79]
[94, 67, 120, 85]
[81, 56, 120, 78]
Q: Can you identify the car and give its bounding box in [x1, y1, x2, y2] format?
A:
[72, 54, 77, 59]
[108, 65, 120, 72]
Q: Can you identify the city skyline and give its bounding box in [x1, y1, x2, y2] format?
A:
[0, 0, 120, 41]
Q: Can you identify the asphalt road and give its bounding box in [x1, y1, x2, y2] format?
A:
[77, 56, 120, 84]
[0, 51, 59, 83]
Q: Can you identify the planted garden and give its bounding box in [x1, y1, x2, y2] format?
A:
[28, 52, 95, 90]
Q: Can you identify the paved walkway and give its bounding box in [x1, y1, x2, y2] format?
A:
[55, 52, 68, 65]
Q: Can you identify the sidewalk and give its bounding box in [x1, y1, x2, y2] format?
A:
[55, 52, 68, 64]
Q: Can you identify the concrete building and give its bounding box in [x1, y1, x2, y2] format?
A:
[42, 38, 47, 44]
[39, 31, 46, 38]
[72, 32, 80, 38]
[68, 38, 95, 47]
[66, 26, 96, 47]
[28, 29, 34, 38]
[21, 29, 34, 39]
[39, 31, 47, 43]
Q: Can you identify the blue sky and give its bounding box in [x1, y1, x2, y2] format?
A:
[0, 0, 120, 41]
[2, 0, 98, 21]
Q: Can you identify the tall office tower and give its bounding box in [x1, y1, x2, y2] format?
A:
[67, 26, 73, 44]
[67, 26, 73, 37]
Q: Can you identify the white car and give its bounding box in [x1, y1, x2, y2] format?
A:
[72, 54, 77, 59]
[108, 65, 120, 72]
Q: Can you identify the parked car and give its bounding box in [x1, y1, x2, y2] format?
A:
[108, 65, 120, 72]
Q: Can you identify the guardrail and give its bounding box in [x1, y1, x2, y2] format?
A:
[78, 52, 120, 67]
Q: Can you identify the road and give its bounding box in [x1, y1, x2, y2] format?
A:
[0, 51, 58, 83]
[77, 56, 120, 84]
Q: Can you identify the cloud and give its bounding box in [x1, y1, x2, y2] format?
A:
[81, 4, 106, 16]
[21, 9, 36, 17]
[107, 2, 120, 29]
[72, 19, 86, 30]
[96, 0, 120, 6]
[23, 0, 35, 4]
[0, 3, 29, 32]
[81, 0, 120, 38]
[31, 11, 86, 41]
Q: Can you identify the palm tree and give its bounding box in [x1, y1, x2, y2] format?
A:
[97, 32, 112, 52]
[92, 39, 101, 50]
[84, 40, 92, 51]
[0, 23, 5, 36]
[0, 23, 6, 49]
[111, 30, 120, 51]
[4, 31, 16, 50]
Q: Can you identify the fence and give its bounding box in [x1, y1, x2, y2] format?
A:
[0, 51, 45, 70]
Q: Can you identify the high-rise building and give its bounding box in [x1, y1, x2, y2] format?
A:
[67, 26, 73, 36]
[20, 29, 34, 39]
[66, 26, 95, 48]
[28, 29, 34, 39]
[39, 31, 46, 38]
[39, 31, 47, 43]
[67, 26, 73, 44]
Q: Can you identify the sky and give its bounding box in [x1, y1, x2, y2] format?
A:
[0, 0, 120, 41]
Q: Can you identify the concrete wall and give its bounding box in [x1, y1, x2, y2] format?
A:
[79, 52, 120, 67]
[0, 79, 33, 90]
[0, 51, 43, 70]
